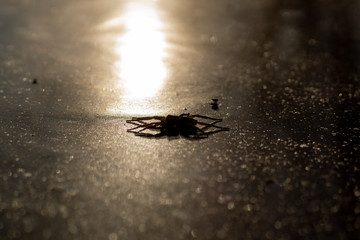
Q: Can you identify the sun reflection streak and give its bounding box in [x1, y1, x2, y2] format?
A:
[116, 2, 167, 99]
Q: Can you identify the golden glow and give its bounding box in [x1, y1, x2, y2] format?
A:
[116, 2, 167, 99]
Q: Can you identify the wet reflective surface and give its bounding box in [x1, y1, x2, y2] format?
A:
[0, 0, 359, 239]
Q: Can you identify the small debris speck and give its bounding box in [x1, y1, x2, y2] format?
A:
[211, 98, 219, 110]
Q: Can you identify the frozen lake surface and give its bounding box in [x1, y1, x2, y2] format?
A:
[0, 0, 359, 239]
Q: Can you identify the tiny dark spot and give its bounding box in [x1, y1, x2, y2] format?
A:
[211, 99, 219, 110]
[32, 78, 38, 84]
[211, 103, 219, 110]
[266, 178, 275, 184]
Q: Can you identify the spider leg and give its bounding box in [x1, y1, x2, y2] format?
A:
[196, 126, 209, 138]
[196, 121, 223, 130]
[198, 120, 223, 129]
[127, 123, 151, 132]
[184, 126, 209, 139]
[188, 130, 208, 139]
[136, 123, 163, 133]
[131, 123, 162, 133]
[126, 119, 146, 126]
[127, 122, 162, 133]
[196, 120, 230, 133]
[127, 116, 164, 129]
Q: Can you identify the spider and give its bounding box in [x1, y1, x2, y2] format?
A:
[126, 113, 229, 138]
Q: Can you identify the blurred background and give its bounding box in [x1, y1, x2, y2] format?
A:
[0, 0, 359, 239]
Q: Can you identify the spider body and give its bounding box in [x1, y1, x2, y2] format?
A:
[163, 115, 199, 136]
[126, 113, 229, 138]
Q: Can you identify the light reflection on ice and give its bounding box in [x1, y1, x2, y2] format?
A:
[116, 1, 167, 99]
[100, 1, 169, 115]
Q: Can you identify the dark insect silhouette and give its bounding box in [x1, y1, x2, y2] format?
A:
[126, 113, 229, 139]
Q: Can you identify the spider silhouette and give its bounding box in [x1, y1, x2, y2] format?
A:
[126, 113, 229, 138]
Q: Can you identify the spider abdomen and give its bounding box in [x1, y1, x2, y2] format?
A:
[164, 115, 198, 136]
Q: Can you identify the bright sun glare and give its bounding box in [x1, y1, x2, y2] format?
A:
[116, 2, 167, 99]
